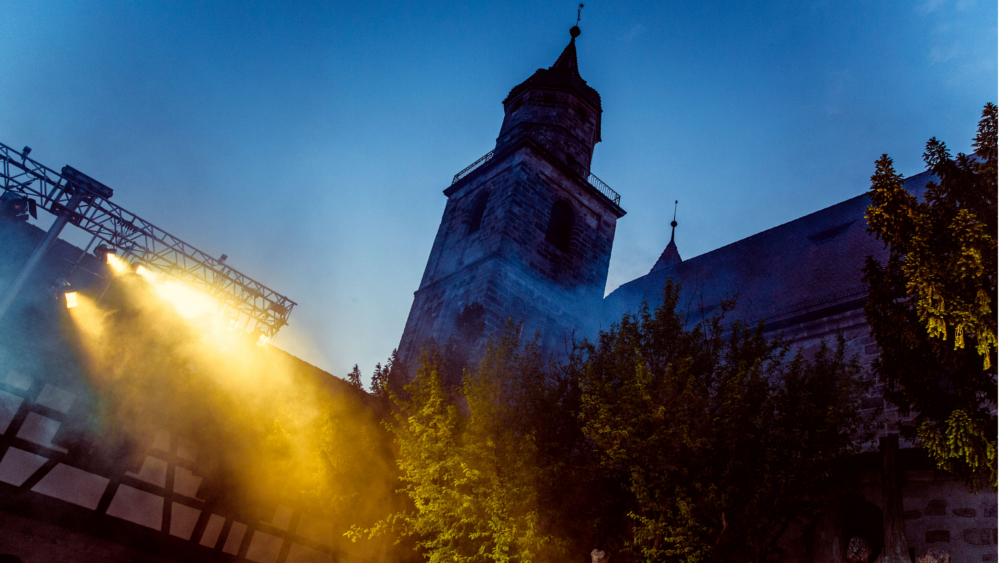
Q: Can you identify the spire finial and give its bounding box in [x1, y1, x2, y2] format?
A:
[570, 4, 583, 37]
[670, 200, 678, 243]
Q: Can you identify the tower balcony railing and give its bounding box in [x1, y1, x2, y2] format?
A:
[586, 173, 619, 206]
[451, 125, 621, 207]
[452, 150, 495, 185]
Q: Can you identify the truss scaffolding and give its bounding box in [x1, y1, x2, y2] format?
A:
[0, 142, 296, 338]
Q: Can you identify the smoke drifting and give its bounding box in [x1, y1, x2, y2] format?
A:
[63, 268, 397, 556]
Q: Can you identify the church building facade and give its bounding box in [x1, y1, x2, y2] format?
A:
[397, 27, 998, 563]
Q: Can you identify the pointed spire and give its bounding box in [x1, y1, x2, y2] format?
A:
[501, 11, 602, 138]
[650, 201, 681, 274]
[551, 26, 580, 74]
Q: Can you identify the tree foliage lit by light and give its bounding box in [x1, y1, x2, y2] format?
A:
[354, 325, 569, 563]
[361, 287, 873, 563]
[864, 103, 998, 490]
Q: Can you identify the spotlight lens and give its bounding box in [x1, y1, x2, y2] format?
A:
[65, 292, 79, 309]
[106, 253, 127, 274]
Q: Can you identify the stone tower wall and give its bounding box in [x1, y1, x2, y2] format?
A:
[414, 163, 512, 290]
[496, 147, 617, 294]
[499, 88, 600, 169]
[397, 142, 620, 369]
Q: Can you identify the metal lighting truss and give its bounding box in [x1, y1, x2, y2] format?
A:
[0, 141, 296, 337]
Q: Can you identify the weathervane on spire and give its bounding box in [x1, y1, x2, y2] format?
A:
[670, 200, 678, 244]
[570, 4, 584, 38]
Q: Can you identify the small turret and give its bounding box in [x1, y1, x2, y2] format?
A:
[650, 201, 681, 273]
[496, 26, 602, 173]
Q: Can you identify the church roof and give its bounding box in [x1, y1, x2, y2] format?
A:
[503, 28, 602, 114]
[603, 171, 934, 332]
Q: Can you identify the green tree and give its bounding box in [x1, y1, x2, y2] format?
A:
[863, 103, 998, 489]
[370, 349, 403, 409]
[357, 323, 569, 563]
[578, 281, 870, 563]
[347, 364, 364, 391]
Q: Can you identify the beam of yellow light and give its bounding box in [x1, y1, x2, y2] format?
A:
[132, 264, 220, 321]
[155, 280, 221, 320]
[65, 292, 79, 308]
[135, 264, 159, 283]
[66, 293, 106, 344]
[63, 278, 393, 535]
[106, 253, 128, 274]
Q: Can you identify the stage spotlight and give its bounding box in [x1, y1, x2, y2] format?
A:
[65, 292, 79, 309]
[106, 254, 128, 274]
[51, 276, 72, 298]
[0, 193, 35, 221]
[93, 244, 113, 262]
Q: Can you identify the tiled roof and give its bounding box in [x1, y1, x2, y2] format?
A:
[603, 171, 934, 330]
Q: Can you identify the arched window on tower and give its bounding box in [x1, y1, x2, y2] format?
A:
[545, 200, 574, 252]
[467, 189, 490, 234]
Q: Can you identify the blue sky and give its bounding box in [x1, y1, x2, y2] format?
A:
[1, 0, 996, 385]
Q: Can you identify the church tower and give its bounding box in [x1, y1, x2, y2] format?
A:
[397, 26, 626, 371]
